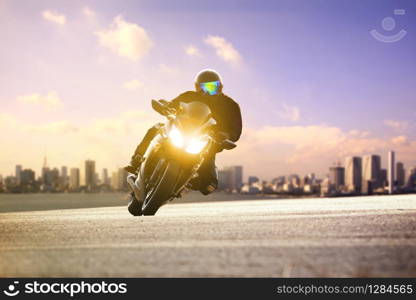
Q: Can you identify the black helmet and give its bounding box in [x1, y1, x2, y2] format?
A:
[195, 69, 223, 95]
[195, 69, 222, 84]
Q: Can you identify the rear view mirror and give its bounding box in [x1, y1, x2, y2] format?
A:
[151, 100, 167, 116]
[221, 139, 237, 150]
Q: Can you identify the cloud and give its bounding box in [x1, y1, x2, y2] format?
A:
[218, 124, 416, 180]
[384, 119, 408, 131]
[95, 16, 153, 61]
[159, 64, 180, 75]
[24, 121, 78, 134]
[0, 113, 17, 128]
[204, 35, 242, 64]
[391, 135, 409, 146]
[348, 130, 370, 138]
[275, 104, 300, 122]
[17, 91, 62, 108]
[82, 7, 96, 17]
[42, 10, 66, 25]
[2, 109, 416, 181]
[184, 45, 202, 57]
[123, 79, 144, 90]
[0, 110, 160, 175]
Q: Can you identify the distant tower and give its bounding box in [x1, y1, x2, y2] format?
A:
[408, 167, 416, 188]
[219, 166, 243, 192]
[362, 154, 381, 194]
[248, 176, 259, 186]
[117, 168, 128, 191]
[345, 156, 362, 193]
[69, 168, 80, 190]
[396, 162, 405, 187]
[388, 151, 395, 194]
[380, 168, 388, 187]
[226, 166, 243, 192]
[41, 155, 50, 185]
[102, 168, 109, 185]
[61, 166, 68, 186]
[85, 160, 96, 190]
[111, 171, 118, 191]
[329, 166, 345, 190]
[15, 165, 22, 185]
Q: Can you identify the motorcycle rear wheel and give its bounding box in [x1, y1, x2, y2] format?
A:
[141, 160, 181, 216]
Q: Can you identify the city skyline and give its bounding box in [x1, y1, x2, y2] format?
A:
[1, 1, 416, 179]
[1, 146, 413, 181]
[2, 149, 415, 196]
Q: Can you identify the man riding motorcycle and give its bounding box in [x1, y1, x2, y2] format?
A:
[124, 69, 242, 195]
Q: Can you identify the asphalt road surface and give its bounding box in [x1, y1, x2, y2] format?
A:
[1, 194, 416, 277]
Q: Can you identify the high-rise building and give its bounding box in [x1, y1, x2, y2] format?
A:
[407, 167, 416, 188]
[69, 168, 80, 190]
[307, 173, 316, 184]
[20, 169, 35, 185]
[248, 176, 259, 186]
[42, 168, 51, 186]
[85, 160, 96, 190]
[396, 162, 405, 187]
[272, 176, 285, 186]
[0, 175, 3, 192]
[15, 165, 22, 185]
[218, 170, 230, 191]
[60, 166, 68, 187]
[111, 168, 127, 191]
[19, 169, 36, 192]
[288, 174, 300, 187]
[227, 166, 243, 192]
[50, 168, 60, 187]
[362, 154, 381, 194]
[218, 166, 243, 192]
[102, 168, 109, 185]
[329, 166, 345, 190]
[320, 177, 335, 197]
[345, 156, 362, 193]
[111, 171, 118, 191]
[117, 168, 128, 191]
[380, 168, 387, 187]
[388, 151, 395, 194]
[41, 156, 50, 186]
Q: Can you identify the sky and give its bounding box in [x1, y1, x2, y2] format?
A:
[0, 0, 416, 181]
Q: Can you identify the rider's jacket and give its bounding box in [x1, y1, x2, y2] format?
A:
[168, 91, 242, 142]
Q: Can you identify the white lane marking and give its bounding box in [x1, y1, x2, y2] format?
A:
[1, 194, 416, 217]
[1, 209, 415, 224]
[1, 238, 416, 251]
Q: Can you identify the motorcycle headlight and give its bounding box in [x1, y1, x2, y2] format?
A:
[168, 125, 184, 148]
[185, 137, 209, 154]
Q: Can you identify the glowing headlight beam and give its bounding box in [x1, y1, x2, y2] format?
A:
[185, 138, 208, 154]
[168, 125, 184, 148]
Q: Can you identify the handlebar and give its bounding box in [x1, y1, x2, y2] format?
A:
[152, 99, 237, 150]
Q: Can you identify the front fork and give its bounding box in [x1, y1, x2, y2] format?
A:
[136, 123, 214, 199]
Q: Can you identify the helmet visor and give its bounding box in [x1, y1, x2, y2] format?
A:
[200, 81, 220, 95]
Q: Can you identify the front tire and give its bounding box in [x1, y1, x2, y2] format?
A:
[127, 193, 142, 216]
[142, 161, 181, 216]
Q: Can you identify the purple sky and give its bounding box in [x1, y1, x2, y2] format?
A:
[0, 0, 415, 180]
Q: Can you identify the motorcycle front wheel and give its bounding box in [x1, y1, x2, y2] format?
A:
[141, 160, 181, 216]
[127, 192, 142, 216]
